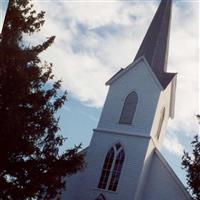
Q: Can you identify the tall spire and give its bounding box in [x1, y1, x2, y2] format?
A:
[134, 0, 176, 88]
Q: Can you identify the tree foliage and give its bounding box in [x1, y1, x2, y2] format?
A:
[0, 0, 84, 199]
[182, 134, 200, 200]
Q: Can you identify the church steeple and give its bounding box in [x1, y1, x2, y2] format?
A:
[62, 1, 191, 199]
[134, 0, 176, 88]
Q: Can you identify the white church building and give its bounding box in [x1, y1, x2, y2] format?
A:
[62, 0, 192, 199]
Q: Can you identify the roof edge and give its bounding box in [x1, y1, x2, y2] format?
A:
[106, 57, 176, 93]
[106, 56, 162, 88]
[154, 149, 192, 199]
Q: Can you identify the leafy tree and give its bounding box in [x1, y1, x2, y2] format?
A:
[0, 0, 84, 199]
[182, 115, 200, 200]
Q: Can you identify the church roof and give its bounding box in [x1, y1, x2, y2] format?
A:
[134, 0, 176, 88]
[106, 0, 177, 89]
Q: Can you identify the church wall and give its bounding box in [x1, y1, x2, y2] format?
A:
[60, 0, 191, 198]
[62, 170, 85, 199]
[143, 152, 190, 200]
[61, 149, 88, 200]
[61, 61, 173, 200]
[150, 82, 172, 146]
[133, 139, 155, 200]
[64, 130, 151, 200]
[97, 60, 161, 137]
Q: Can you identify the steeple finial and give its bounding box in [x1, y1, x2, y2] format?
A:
[134, 0, 176, 88]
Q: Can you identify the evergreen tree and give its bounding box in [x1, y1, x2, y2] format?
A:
[0, 0, 84, 199]
[182, 115, 200, 200]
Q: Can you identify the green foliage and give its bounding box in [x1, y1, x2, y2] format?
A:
[0, 0, 84, 199]
[182, 135, 200, 200]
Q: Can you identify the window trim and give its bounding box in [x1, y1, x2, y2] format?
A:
[119, 91, 138, 125]
[98, 143, 125, 192]
[98, 147, 114, 189]
[108, 148, 125, 191]
[156, 107, 165, 140]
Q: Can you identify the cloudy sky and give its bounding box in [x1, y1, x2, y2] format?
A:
[1, 0, 199, 185]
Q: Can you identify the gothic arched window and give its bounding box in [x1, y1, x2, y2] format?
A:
[119, 91, 138, 124]
[98, 147, 114, 189]
[156, 107, 165, 140]
[95, 194, 106, 200]
[98, 143, 125, 191]
[108, 149, 125, 191]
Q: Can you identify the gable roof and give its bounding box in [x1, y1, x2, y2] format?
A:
[106, 57, 163, 90]
[154, 149, 192, 199]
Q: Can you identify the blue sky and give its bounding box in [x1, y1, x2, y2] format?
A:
[1, 0, 199, 186]
[0, 1, 7, 31]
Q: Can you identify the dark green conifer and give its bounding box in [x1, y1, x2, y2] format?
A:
[182, 116, 200, 200]
[0, 1, 84, 199]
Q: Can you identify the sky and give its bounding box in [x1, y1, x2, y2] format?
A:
[0, 0, 199, 186]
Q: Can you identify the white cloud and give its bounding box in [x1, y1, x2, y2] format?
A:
[32, 1, 199, 134]
[163, 133, 184, 156]
[1, 1, 199, 152]
[32, 1, 158, 107]
[167, 2, 199, 134]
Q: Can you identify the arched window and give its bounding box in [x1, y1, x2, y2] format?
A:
[119, 91, 138, 124]
[108, 149, 125, 191]
[156, 107, 165, 140]
[98, 143, 125, 191]
[98, 147, 114, 189]
[95, 194, 106, 200]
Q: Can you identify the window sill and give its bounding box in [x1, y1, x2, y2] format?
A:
[93, 188, 118, 195]
[118, 122, 133, 126]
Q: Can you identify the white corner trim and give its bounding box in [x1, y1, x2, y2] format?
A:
[169, 75, 177, 118]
